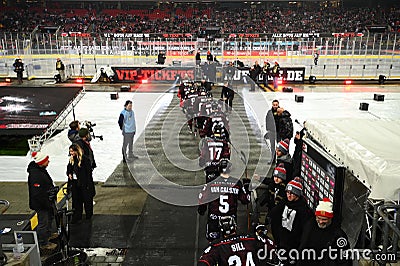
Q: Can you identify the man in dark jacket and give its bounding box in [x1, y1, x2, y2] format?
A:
[74, 128, 97, 169]
[270, 178, 311, 265]
[13, 58, 24, 84]
[67, 120, 81, 142]
[220, 82, 234, 113]
[298, 199, 352, 266]
[277, 108, 293, 141]
[265, 99, 280, 164]
[27, 152, 57, 250]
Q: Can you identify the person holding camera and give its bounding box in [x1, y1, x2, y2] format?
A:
[67, 144, 95, 223]
[56, 58, 65, 82]
[118, 100, 138, 162]
[27, 152, 57, 251]
[13, 58, 24, 84]
[68, 120, 81, 142]
[74, 128, 97, 170]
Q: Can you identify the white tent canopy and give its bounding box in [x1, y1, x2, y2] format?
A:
[306, 118, 400, 201]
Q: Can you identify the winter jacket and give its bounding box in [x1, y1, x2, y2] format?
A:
[67, 155, 95, 197]
[278, 110, 293, 140]
[270, 197, 311, 251]
[277, 154, 294, 182]
[74, 139, 96, 169]
[27, 161, 55, 211]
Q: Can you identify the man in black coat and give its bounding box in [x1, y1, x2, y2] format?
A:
[74, 128, 97, 170]
[27, 152, 57, 250]
[298, 199, 352, 266]
[270, 178, 311, 265]
[220, 82, 234, 113]
[265, 99, 280, 163]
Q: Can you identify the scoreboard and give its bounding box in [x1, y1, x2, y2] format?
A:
[301, 138, 346, 221]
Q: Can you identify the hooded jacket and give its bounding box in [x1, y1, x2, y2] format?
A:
[27, 161, 55, 211]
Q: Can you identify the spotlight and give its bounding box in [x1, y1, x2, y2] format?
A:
[141, 79, 148, 84]
[5, 78, 11, 83]
[378, 75, 386, 85]
[345, 80, 352, 85]
[76, 78, 84, 84]
[309, 75, 316, 84]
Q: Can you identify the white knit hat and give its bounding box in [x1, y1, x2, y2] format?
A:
[32, 151, 49, 166]
[315, 198, 334, 218]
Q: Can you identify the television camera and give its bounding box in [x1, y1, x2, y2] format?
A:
[83, 121, 103, 141]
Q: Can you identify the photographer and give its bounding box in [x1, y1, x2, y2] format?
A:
[27, 152, 57, 251]
[68, 120, 81, 142]
[157, 51, 166, 65]
[13, 58, 24, 84]
[74, 128, 97, 170]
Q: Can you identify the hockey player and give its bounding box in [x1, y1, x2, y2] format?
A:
[198, 160, 250, 242]
[194, 87, 212, 134]
[199, 124, 231, 182]
[183, 85, 199, 133]
[202, 101, 230, 140]
[198, 217, 278, 266]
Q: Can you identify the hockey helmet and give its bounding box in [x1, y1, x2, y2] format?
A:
[219, 216, 237, 236]
[219, 159, 232, 174]
[211, 101, 220, 112]
[212, 124, 225, 139]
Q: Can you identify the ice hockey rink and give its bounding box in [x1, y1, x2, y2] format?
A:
[1, 79, 400, 265]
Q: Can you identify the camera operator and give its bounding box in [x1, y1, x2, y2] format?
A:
[74, 128, 97, 170]
[13, 58, 24, 84]
[68, 120, 81, 142]
[27, 152, 57, 251]
[157, 51, 166, 65]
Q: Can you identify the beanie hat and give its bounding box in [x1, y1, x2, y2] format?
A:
[32, 151, 49, 166]
[78, 128, 89, 138]
[286, 177, 303, 197]
[273, 163, 286, 181]
[277, 139, 290, 155]
[315, 198, 334, 218]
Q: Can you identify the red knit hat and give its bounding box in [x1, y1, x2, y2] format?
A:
[277, 139, 290, 155]
[286, 177, 303, 196]
[32, 151, 49, 166]
[315, 198, 334, 218]
[273, 163, 287, 181]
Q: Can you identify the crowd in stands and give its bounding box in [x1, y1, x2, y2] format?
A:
[0, 3, 399, 34]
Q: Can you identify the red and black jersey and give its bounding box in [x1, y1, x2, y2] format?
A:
[178, 83, 191, 107]
[198, 176, 250, 217]
[199, 137, 230, 168]
[198, 234, 261, 266]
[183, 92, 199, 117]
[203, 111, 230, 138]
[194, 96, 211, 116]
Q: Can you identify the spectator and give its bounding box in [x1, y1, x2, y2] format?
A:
[271, 61, 280, 90]
[265, 99, 280, 164]
[262, 61, 271, 87]
[298, 198, 352, 266]
[27, 152, 58, 251]
[255, 163, 287, 223]
[292, 126, 306, 178]
[313, 52, 319, 66]
[56, 58, 65, 82]
[13, 58, 24, 84]
[206, 50, 213, 64]
[118, 100, 138, 162]
[67, 143, 95, 223]
[270, 177, 311, 265]
[276, 139, 294, 182]
[195, 50, 201, 66]
[157, 51, 166, 65]
[276, 107, 293, 141]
